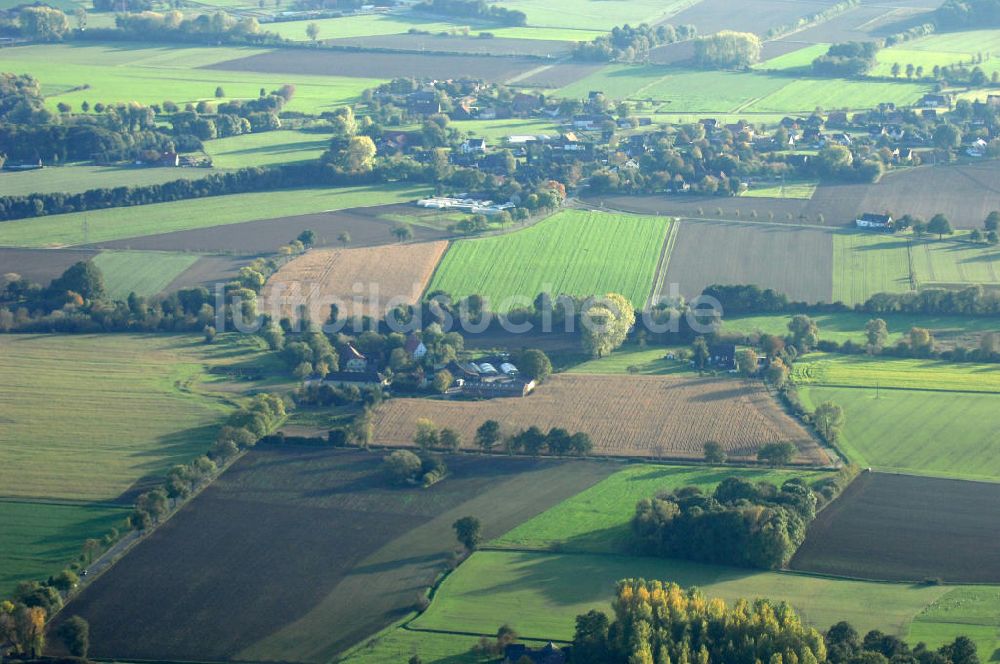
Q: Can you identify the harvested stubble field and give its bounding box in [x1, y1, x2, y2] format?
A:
[87, 203, 446, 254]
[326, 34, 573, 58]
[204, 50, 541, 83]
[371, 374, 829, 464]
[663, 220, 834, 302]
[262, 241, 448, 320]
[56, 448, 612, 662]
[791, 472, 1000, 583]
[654, 0, 831, 36]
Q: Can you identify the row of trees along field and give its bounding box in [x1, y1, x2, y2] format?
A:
[573, 23, 697, 62]
[569, 580, 980, 664]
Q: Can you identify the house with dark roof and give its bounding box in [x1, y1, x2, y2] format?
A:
[856, 213, 893, 230]
[709, 343, 736, 370]
[340, 344, 368, 372]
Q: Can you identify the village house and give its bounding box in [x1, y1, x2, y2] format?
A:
[709, 343, 736, 370]
[404, 334, 427, 360]
[460, 137, 487, 154]
[406, 90, 442, 116]
[856, 212, 893, 230]
[340, 344, 368, 372]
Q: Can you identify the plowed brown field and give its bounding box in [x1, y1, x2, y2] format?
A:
[371, 374, 829, 464]
[262, 241, 447, 321]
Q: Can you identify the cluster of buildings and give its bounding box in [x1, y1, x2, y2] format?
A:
[417, 196, 515, 216]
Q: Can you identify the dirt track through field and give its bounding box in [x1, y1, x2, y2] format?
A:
[372, 374, 830, 464]
[261, 241, 448, 320]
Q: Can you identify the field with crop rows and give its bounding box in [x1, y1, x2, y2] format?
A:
[59, 449, 611, 663]
[92, 251, 201, 299]
[372, 374, 828, 463]
[832, 232, 912, 304]
[792, 352, 1000, 393]
[262, 241, 448, 320]
[791, 472, 1000, 582]
[427, 210, 669, 311]
[0, 183, 430, 248]
[664, 220, 834, 302]
[799, 385, 1000, 480]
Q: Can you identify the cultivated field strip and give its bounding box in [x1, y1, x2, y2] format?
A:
[262, 241, 449, 320]
[371, 374, 829, 464]
[791, 472, 1000, 583]
[664, 220, 834, 302]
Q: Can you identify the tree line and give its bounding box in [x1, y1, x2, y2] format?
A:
[569, 579, 980, 663]
[572, 23, 696, 62]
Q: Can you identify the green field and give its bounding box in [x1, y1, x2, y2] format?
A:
[0, 500, 129, 596]
[875, 30, 1000, 78]
[0, 164, 213, 197]
[341, 628, 487, 664]
[493, 0, 687, 31]
[426, 209, 670, 311]
[833, 232, 912, 305]
[0, 334, 256, 502]
[721, 311, 1000, 346]
[266, 13, 604, 41]
[799, 385, 1000, 481]
[757, 43, 831, 71]
[792, 352, 1000, 394]
[449, 118, 561, 141]
[0, 43, 382, 114]
[411, 551, 978, 644]
[202, 130, 330, 169]
[912, 237, 1000, 289]
[0, 333, 280, 596]
[910, 588, 1000, 660]
[746, 77, 928, 113]
[92, 251, 201, 299]
[743, 181, 818, 199]
[564, 346, 690, 375]
[491, 464, 822, 553]
[0, 183, 431, 248]
[832, 232, 1000, 304]
[557, 66, 927, 112]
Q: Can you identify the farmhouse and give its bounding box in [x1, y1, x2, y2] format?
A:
[855, 213, 893, 230]
[709, 343, 736, 370]
[404, 334, 427, 360]
[461, 137, 487, 154]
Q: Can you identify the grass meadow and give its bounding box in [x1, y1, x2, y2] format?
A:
[93, 251, 201, 299]
[792, 352, 1000, 394]
[875, 30, 1000, 78]
[411, 551, 964, 643]
[490, 464, 824, 553]
[0, 164, 211, 197]
[0, 43, 382, 114]
[492, 0, 689, 31]
[0, 183, 430, 247]
[0, 500, 129, 596]
[833, 232, 912, 305]
[557, 66, 927, 112]
[202, 130, 330, 169]
[564, 346, 691, 375]
[721, 311, 1000, 346]
[0, 334, 240, 502]
[427, 210, 670, 311]
[743, 181, 818, 199]
[799, 385, 1000, 481]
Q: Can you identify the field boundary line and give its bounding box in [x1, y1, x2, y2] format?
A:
[647, 219, 680, 309]
[791, 381, 1000, 396]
